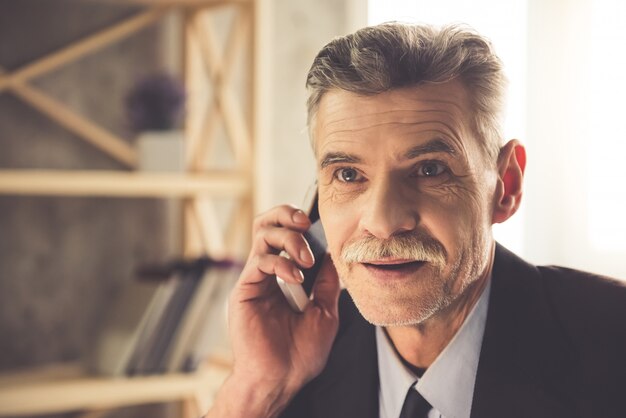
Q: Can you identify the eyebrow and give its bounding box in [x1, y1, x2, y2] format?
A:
[403, 138, 456, 160]
[319, 138, 456, 169]
[319, 152, 361, 169]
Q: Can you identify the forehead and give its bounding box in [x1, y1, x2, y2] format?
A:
[313, 80, 476, 158]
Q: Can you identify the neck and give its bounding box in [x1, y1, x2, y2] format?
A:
[384, 243, 494, 370]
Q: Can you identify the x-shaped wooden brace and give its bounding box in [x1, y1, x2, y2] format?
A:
[0, 6, 172, 169]
[182, 5, 253, 259]
[185, 5, 252, 172]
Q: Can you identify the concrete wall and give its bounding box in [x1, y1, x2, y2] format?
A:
[263, 0, 355, 210]
[0, 0, 172, 372]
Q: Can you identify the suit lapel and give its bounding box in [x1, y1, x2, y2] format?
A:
[301, 292, 380, 418]
[471, 244, 581, 418]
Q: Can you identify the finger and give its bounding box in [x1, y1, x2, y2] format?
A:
[310, 254, 341, 317]
[233, 253, 305, 305]
[253, 205, 310, 234]
[252, 226, 315, 268]
[240, 253, 304, 286]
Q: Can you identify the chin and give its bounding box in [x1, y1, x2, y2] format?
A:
[336, 261, 443, 326]
[346, 284, 444, 327]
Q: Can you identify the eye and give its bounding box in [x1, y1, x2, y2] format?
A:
[417, 161, 448, 177]
[334, 167, 361, 183]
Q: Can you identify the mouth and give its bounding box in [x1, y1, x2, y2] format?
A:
[361, 259, 426, 276]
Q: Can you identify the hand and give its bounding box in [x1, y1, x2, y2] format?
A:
[207, 205, 341, 418]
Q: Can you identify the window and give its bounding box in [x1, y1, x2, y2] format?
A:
[588, 0, 626, 253]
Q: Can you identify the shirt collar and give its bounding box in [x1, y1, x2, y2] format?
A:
[376, 326, 417, 418]
[376, 277, 492, 418]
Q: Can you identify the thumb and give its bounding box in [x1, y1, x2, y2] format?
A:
[311, 254, 341, 317]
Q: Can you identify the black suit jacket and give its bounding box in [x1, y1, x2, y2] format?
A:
[280, 244, 626, 418]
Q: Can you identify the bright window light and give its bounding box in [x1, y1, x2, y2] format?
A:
[588, 0, 626, 252]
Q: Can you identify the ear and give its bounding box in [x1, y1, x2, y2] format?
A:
[492, 139, 526, 224]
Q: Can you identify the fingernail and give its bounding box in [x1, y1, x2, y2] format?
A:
[292, 210, 308, 224]
[293, 267, 304, 282]
[300, 249, 313, 265]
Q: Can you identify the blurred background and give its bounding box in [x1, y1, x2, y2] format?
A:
[0, 0, 624, 417]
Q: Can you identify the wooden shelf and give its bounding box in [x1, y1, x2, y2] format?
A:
[0, 362, 231, 416]
[0, 170, 250, 198]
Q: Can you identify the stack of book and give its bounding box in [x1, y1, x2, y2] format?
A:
[88, 258, 241, 376]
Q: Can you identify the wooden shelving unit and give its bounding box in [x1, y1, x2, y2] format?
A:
[0, 170, 250, 197]
[0, 0, 264, 416]
[0, 0, 259, 259]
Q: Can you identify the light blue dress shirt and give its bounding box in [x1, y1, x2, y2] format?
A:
[376, 278, 491, 418]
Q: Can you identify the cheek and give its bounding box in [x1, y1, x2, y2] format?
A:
[420, 189, 489, 250]
[319, 194, 357, 259]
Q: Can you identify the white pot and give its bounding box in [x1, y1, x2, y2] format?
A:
[137, 130, 185, 172]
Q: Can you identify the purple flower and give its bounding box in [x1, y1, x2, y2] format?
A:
[126, 72, 186, 132]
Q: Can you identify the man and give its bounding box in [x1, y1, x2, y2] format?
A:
[206, 23, 626, 418]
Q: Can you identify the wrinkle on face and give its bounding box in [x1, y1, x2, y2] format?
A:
[314, 80, 499, 329]
[315, 84, 475, 162]
[322, 111, 462, 140]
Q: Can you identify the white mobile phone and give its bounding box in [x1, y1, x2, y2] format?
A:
[276, 188, 327, 312]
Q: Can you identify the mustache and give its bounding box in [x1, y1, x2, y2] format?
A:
[341, 231, 447, 268]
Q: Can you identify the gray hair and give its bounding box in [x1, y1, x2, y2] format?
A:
[305, 23, 507, 161]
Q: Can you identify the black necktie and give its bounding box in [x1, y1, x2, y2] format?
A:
[399, 386, 432, 418]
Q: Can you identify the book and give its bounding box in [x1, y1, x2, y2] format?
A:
[165, 264, 240, 372]
[90, 257, 241, 376]
[124, 273, 180, 376]
[181, 265, 239, 372]
[88, 276, 175, 376]
[130, 266, 203, 375]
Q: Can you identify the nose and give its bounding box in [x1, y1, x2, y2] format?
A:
[359, 178, 418, 239]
